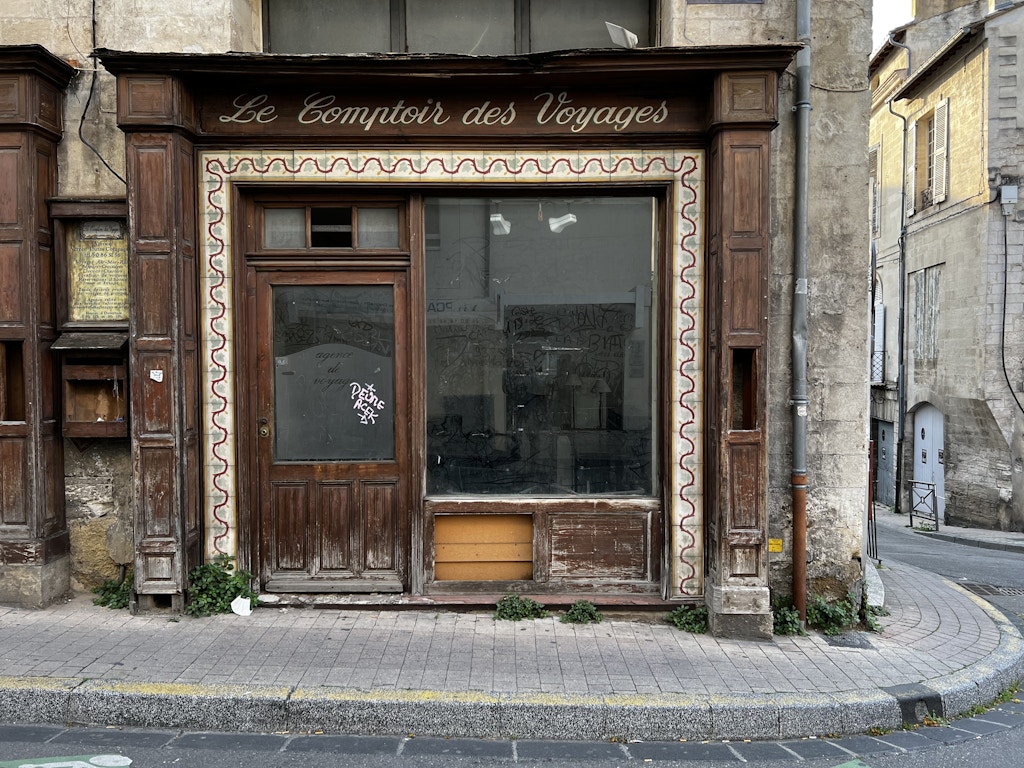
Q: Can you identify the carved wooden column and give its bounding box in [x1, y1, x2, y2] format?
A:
[114, 73, 202, 612]
[0, 46, 75, 606]
[705, 72, 777, 639]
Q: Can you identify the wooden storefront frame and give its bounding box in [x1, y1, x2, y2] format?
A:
[97, 48, 794, 624]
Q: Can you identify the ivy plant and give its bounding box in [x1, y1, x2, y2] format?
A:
[92, 570, 133, 610]
[494, 593, 549, 621]
[560, 600, 603, 624]
[185, 554, 258, 617]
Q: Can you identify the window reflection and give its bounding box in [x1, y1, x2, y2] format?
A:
[425, 196, 656, 496]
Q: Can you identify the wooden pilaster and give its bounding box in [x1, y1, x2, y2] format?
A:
[0, 46, 75, 606]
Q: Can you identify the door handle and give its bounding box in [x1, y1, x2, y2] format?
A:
[259, 426, 270, 438]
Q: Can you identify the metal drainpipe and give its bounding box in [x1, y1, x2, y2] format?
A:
[791, 0, 811, 621]
[887, 33, 912, 517]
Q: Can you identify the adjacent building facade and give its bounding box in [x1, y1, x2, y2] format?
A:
[870, 0, 1024, 531]
[0, 0, 871, 637]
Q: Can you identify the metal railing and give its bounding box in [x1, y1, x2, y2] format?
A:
[908, 480, 939, 530]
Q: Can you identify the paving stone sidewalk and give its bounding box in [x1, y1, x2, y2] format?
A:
[0, 559, 1021, 742]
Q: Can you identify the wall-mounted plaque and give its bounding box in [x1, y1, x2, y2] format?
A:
[67, 219, 129, 322]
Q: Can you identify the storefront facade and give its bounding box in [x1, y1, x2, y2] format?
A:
[61, 48, 784, 635]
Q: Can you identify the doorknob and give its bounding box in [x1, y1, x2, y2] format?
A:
[259, 425, 270, 438]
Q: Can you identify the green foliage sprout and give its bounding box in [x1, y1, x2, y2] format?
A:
[92, 570, 133, 609]
[494, 593, 549, 621]
[806, 594, 859, 636]
[771, 598, 804, 636]
[666, 604, 708, 634]
[560, 600, 603, 624]
[185, 554, 257, 617]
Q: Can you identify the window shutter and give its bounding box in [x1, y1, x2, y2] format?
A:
[871, 303, 886, 384]
[868, 145, 880, 236]
[931, 98, 949, 203]
[905, 121, 917, 217]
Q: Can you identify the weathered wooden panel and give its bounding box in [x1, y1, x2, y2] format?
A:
[434, 514, 533, 581]
[0, 438, 26, 527]
[0, 77, 22, 120]
[726, 249, 763, 336]
[714, 73, 776, 124]
[41, 432, 63, 535]
[273, 482, 309, 571]
[730, 146, 763, 236]
[362, 481, 397, 571]
[34, 145, 52, 238]
[137, 352, 173, 434]
[319, 482, 353, 571]
[136, 255, 172, 338]
[131, 144, 172, 245]
[727, 442, 761, 530]
[0, 243, 22, 323]
[729, 546, 759, 578]
[38, 243, 53, 327]
[123, 77, 174, 121]
[0, 146, 19, 227]
[139, 445, 175, 538]
[548, 513, 648, 580]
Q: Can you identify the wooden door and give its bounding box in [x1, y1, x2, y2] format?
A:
[256, 270, 408, 592]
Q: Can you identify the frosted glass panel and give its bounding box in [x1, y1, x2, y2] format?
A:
[531, 0, 649, 51]
[265, 208, 305, 249]
[268, 0, 390, 53]
[407, 0, 514, 54]
[359, 208, 400, 249]
[274, 285, 395, 461]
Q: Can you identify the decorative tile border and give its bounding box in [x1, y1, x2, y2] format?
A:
[199, 148, 704, 598]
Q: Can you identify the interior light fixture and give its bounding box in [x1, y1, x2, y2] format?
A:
[548, 213, 577, 233]
[605, 22, 638, 49]
[490, 212, 511, 235]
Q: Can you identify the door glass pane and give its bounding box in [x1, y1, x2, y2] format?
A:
[407, 0, 514, 54]
[273, 285, 395, 461]
[265, 208, 306, 249]
[530, 0, 650, 52]
[267, 0, 391, 53]
[358, 208, 400, 249]
[425, 196, 657, 496]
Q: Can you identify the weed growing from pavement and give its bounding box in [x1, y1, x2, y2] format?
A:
[560, 600, 603, 624]
[806, 593, 859, 636]
[494, 594, 549, 621]
[862, 604, 890, 632]
[771, 598, 804, 636]
[185, 554, 257, 617]
[92, 570, 133, 609]
[666, 604, 708, 633]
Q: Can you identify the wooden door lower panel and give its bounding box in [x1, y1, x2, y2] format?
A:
[265, 478, 402, 592]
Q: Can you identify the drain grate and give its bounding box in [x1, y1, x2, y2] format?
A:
[961, 583, 1024, 597]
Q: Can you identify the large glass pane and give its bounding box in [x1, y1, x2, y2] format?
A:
[267, 0, 390, 53]
[531, 0, 650, 52]
[407, 0, 515, 54]
[425, 196, 657, 496]
[274, 285, 395, 461]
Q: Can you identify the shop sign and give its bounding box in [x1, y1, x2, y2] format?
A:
[210, 88, 687, 137]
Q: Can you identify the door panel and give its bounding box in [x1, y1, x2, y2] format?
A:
[257, 270, 408, 592]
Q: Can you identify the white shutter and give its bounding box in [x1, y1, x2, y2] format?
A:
[873, 303, 886, 354]
[868, 145, 880, 236]
[905, 120, 917, 217]
[931, 98, 949, 204]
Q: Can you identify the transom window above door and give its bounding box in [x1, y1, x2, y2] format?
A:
[264, 0, 654, 55]
[262, 205, 402, 250]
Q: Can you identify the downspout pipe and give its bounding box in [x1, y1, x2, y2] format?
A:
[887, 33, 911, 517]
[791, 0, 811, 621]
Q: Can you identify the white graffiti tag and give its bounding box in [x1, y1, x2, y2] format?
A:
[350, 382, 386, 425]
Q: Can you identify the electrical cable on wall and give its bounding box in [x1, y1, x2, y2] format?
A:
[999, 192, 1024, 416]
[78, 0, 126, 186]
